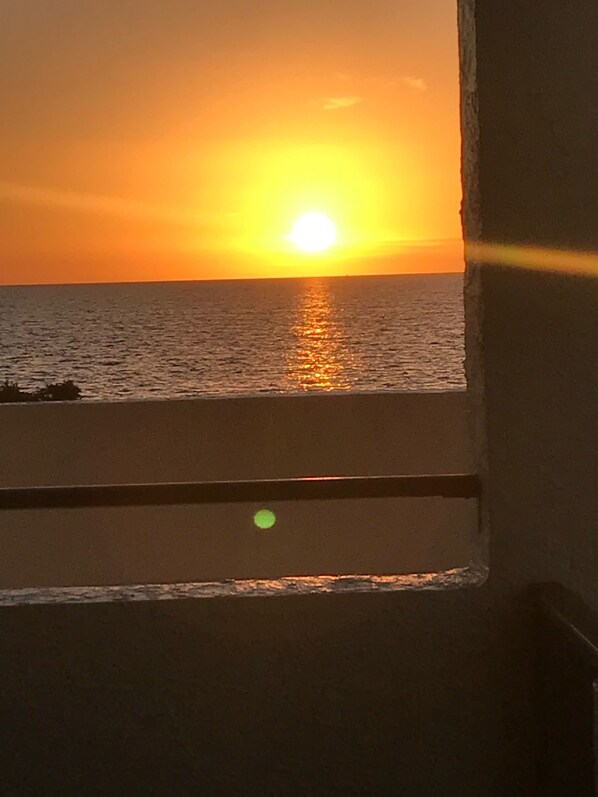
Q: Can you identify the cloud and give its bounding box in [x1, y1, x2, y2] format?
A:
[332, 73, 427, 92]
[0, 180, 232, 228]
[322, 96, 363, 111]
[402, 76, 427, 92]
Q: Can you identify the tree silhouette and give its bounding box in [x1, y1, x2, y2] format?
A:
[0, 379, 82, 403]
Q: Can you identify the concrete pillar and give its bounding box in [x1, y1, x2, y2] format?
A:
[462, 0, 598, 604]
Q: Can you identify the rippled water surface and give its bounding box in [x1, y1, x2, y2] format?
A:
[0, 274, 464, 400]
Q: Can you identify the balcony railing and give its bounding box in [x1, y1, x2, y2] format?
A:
[534, 584, 598, 797]
[0, 473, 479, 511]
[0, 391, 483, 603]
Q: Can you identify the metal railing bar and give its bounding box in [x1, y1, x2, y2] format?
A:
[0, 473, 480, 511]
[534, 583, 598, 666]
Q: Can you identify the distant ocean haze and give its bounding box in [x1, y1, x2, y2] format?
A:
[0, 274, 465, 401]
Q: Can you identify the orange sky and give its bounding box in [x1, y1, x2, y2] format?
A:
[1, 0, 463, 285]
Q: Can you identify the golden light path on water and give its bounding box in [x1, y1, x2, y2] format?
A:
[286, 280, 355, 391]
[282, 242, 598, 392]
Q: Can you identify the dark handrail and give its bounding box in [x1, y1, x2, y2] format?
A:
[0, 473, 479, 511]
[533, 583, 598, 797]
[534, 582, 598, 666]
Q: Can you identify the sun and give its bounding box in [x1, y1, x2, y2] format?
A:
[288, 212, 337, 253]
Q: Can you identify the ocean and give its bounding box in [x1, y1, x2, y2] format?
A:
[0, 273, 465, 401]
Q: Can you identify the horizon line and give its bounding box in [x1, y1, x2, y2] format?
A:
[0, 268, 464, 290]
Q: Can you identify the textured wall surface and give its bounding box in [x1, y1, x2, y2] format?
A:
[464, 0, 598, 793]
[470, 0, 598, 603]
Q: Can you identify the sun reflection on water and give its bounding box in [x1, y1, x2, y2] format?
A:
[286, 280, 354, 391]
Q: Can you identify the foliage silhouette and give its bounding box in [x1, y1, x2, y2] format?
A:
[0, 379, 82, 403]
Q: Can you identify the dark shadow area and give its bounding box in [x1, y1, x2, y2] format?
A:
[0, 588, 536, 797]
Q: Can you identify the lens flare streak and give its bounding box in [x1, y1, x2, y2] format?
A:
[467, 241, 598, 277]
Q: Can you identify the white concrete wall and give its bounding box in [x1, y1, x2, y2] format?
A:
[0, 390, 480, 601]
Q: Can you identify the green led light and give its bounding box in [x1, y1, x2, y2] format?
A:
[253, 508, 277, 530]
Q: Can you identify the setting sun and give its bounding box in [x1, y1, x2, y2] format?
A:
[1, 0, 464, 284]
[289, 212, 338, 254]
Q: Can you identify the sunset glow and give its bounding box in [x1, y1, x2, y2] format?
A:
[289, 213, 338, 253]
[1, 0, 464, 285]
